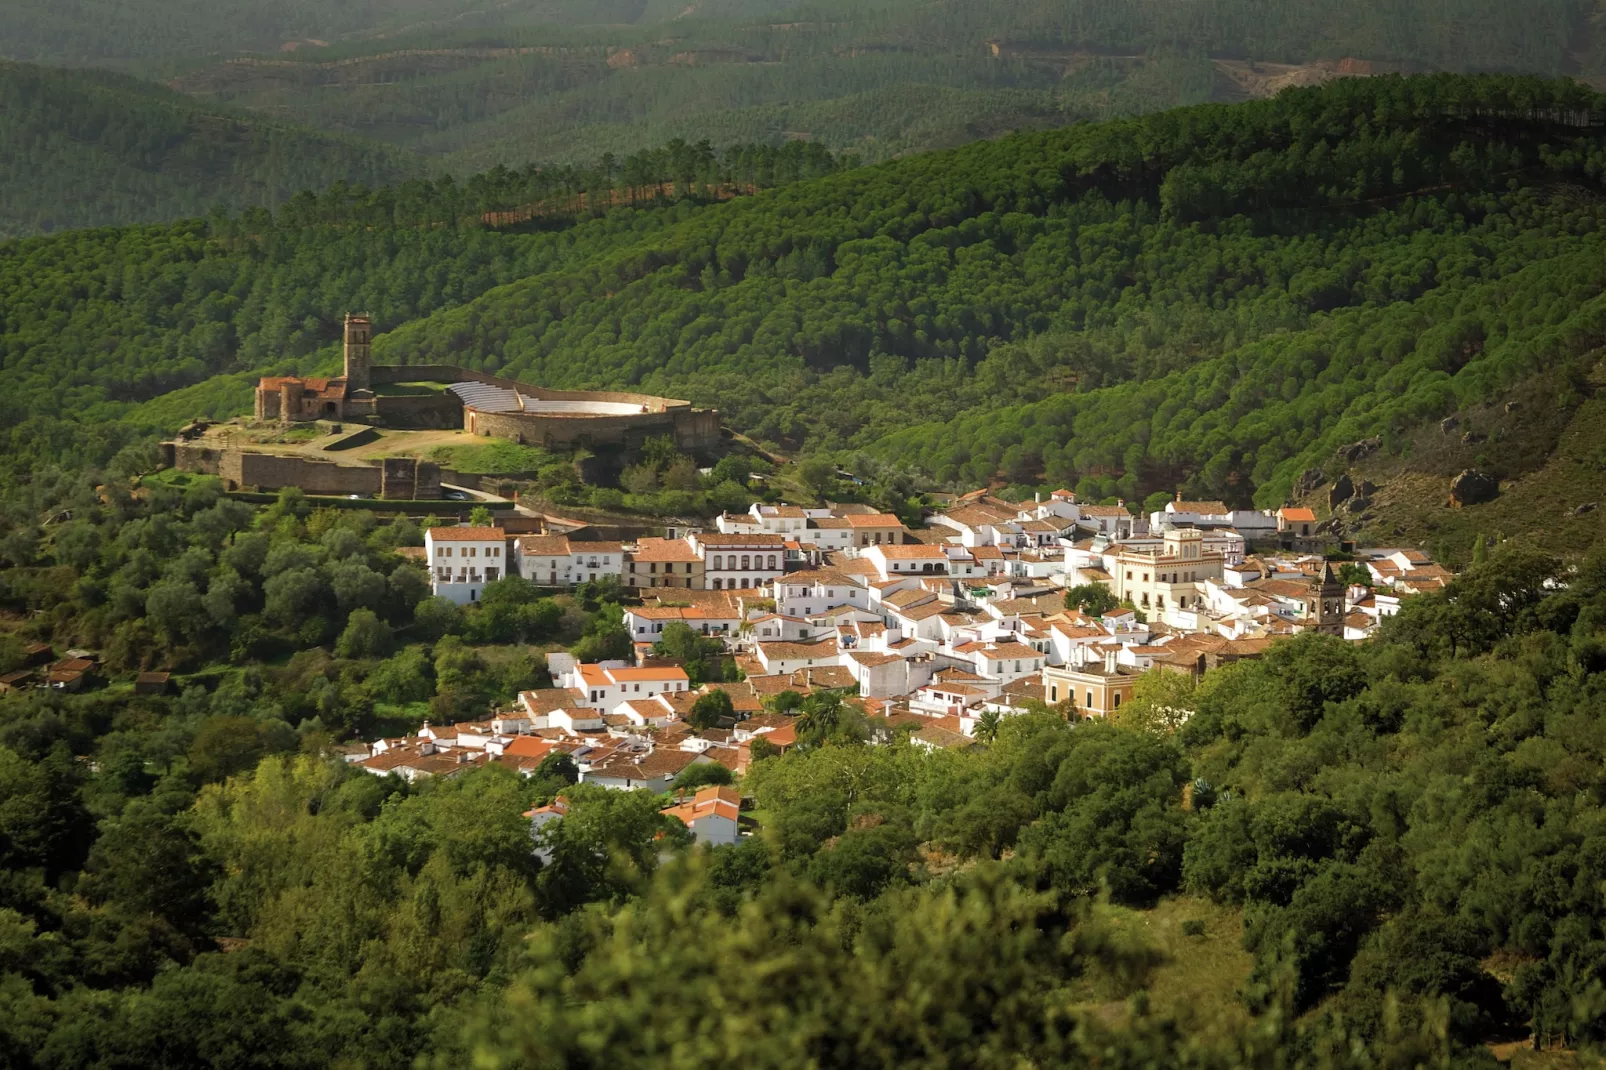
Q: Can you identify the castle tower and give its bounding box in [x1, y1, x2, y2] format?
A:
[344, 313, 372, 391]
[279, 380, 303, 425]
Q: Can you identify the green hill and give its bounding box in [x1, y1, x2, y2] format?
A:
[7, 72, 1606, 568]
[139, 0, 1606, 173]
[0, 61, 422, 237]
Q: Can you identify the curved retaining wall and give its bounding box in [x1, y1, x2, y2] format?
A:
[367, 363, 719, 450]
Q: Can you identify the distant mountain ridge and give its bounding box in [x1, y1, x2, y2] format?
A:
[0, 61, 423, 238]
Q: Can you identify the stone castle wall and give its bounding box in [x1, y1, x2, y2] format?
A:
[368, 363, 719, 449]
[368, 364, 687, 413]
[167, 444, 439, 499]
[465, 407, 716, 451]
[370, 392, 462, 429]
[231, 452, 381, 496]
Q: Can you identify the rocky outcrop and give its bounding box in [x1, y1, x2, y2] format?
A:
[1337, 437, 1381, 463]
[1329, 473, 1354, 510]
[1440, 416, 1459, 434]
[1344, 496, 1371, 515]
[1293, 468, 1325, 498]
[1461, 430, 1486, 446]
[1575, 502, 1598, 517]
[1449, 469, 1499, 507]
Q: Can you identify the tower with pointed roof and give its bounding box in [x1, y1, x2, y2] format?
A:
[1313, 561, 1345, 636]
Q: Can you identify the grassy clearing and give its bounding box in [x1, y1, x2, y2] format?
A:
[1064, 894, 1253, 1035]
[428, 438, 560, 474]
[141, 468, 208, 490]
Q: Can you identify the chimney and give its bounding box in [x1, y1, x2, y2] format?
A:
[1105, 648, 1119, 674]
[1175, 489, 1182, 503]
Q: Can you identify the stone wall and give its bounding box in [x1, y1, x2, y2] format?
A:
[231, 453, 382, 496]
[672, 407, 723, 451]
[370, 392, 462, 429]
[466, 404, 721, 453]
[368, 363, 721, 449]
[380, 458, 441, 500]
[166, 443, 223, 475]
[166, 445, 439, 497]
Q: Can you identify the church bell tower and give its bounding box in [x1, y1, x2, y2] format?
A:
[343, 313, 372, 391]
[1315, 561, 1345, 636]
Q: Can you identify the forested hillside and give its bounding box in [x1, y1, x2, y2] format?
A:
[8, 70, 1606, 1069]
[0, 62, 420, 238]
[6, 74, 1606, 521]
[65, 0, 1606, 181]
[3, 0, 1601, 234]
[1, 460, 1605, 1064]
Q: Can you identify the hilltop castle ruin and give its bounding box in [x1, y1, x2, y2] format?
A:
[253, 315, 719, 452]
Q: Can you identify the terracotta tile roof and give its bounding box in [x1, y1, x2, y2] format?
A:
[694, 683, 762, 713]
[942, 504, 1018, 528]
[1170, 500, 1229, 514]
[1079, 506, 1130, 518]
[872, 544, 948, 559]
[843, 513, 903, 528]
[776, 569, 859, 587]
[914, 722, 974, 749]
[1250, 579, 1316, 599]
[518, 535, 572, 555]
[739, 713, 795, 731]
[848, 651, 904, 667]
[630, 605, 738, 620]
[609, 666, 691, 682]
[982, 642, 1041, 660]
[259, 375, 347, 399]
[630, 537, 701, 563]
[1000, 676, 1046, 703]
[1278, 507, 1317, 522]
[697, 533, 786, 547]
[662, 799, 741, 825]
[588, 748, 703, 780]
[758, 639, 839, 661]
[521, 688, 589, 713]
[572, 540, 625, 554]
[806, 666, 859, 689]
[428, 527, 506, 541]
[503, 736, 558, 759]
